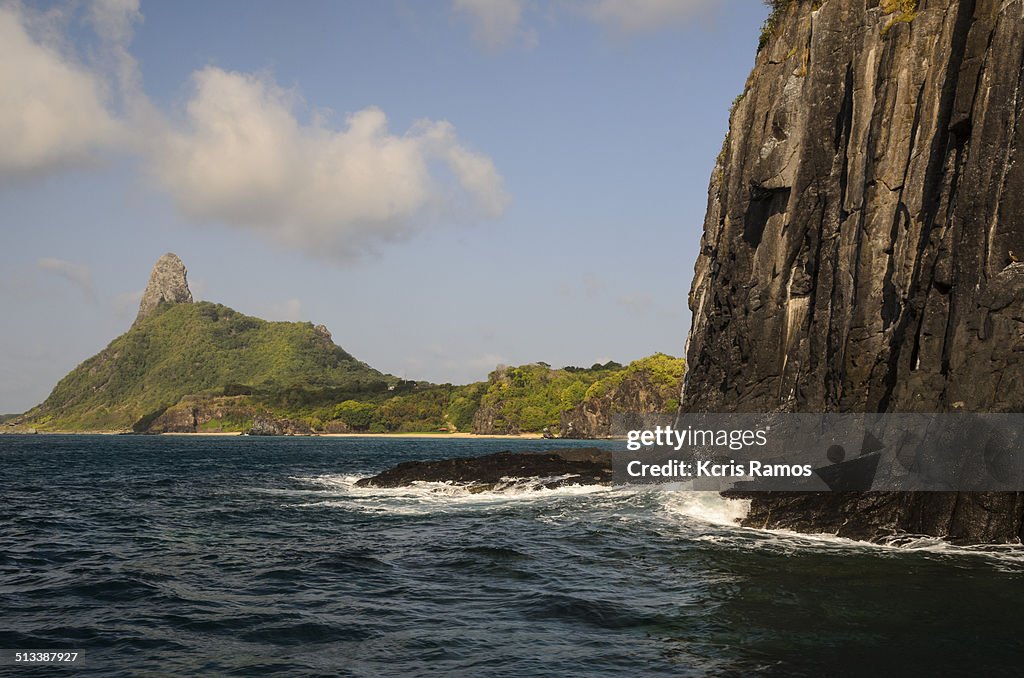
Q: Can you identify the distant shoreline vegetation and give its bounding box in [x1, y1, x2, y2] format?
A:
[6, 301, 684, 438]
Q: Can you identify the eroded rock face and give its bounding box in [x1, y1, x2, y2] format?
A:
[246, 415, 312, 437]
[144, 397, 260, 434]
[136, 253, 193, 322]
[559, 372, 676, 438]
[683, 0, 1024, 543]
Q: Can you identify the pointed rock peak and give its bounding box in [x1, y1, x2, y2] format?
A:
[136, 252, 193, 322]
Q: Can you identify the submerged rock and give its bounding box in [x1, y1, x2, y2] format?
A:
[683, 0, 1024, 543]
[355, 448, 612, 490]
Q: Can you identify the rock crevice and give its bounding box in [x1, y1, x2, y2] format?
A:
[683, 0, 1024, 543]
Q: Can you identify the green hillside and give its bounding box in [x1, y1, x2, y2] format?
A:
[22, 302, 388, 431]
[14, 298, 685, 434]
[8, 251, 685, 436]
[470, 354, 686, 435]
[221, 355, 686, 436]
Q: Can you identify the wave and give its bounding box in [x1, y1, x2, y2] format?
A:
[659, 490, 752, 527]
[285, 473, 618, 515]
[657, 491, 1024, 569]
[280, 473, 1024, 569]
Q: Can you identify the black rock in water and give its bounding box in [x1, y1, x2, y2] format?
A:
[683, 0, 1024, 544]
[355, 448, 612, 490]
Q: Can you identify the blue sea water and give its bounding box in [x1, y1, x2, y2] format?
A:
[2, 434, 1024, 677]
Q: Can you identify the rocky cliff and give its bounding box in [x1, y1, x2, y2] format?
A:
[683, 0, 1024, 543]
[558, 372, 665, 438]
[560, 356, 685, 438]
[13, 254, 386, 432]
[136, 252, 193, 322]
[470, 356, 685, 436]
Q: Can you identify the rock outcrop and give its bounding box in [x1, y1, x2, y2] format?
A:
[683, 0, 1024, 543]
[471, 357, 685, 436]
[246, 415, 313, 436]
[142, 396, 259, 433]
[19, 253, 386, 431]
[559, 370, 679, 438]
[355, 448, 612, 490]
[136, 253, 193, 322]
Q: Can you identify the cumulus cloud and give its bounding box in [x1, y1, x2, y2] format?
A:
[37, 258, 95, 299]
[584, 0, 716, 33]
[85, 0, 144, 104]
[86, 0, 142, 44]
[4, 3, 508, 261]
[452, 0, 537, 51]
[0, 5, 122, 178]
[152, 67, 508, 259]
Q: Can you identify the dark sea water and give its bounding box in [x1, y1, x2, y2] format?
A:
[2, 435, 1024, 677]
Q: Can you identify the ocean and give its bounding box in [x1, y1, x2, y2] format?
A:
[2, 435, 1023, 677]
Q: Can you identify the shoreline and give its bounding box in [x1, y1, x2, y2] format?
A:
[3, 430, 552, 440]
[169, 431, 549, 439]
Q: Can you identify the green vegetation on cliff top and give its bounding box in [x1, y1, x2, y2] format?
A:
[470, 354, 684, 434]
[155, 354, 684, 436]
[23, 302, 387, 430]
[14, 299, 684, 436]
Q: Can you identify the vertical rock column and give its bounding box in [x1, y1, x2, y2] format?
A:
[682, 0, 1024, 542]
[136, 253, 194, 323]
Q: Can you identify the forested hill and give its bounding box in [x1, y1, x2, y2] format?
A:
[8, 253, 684, 436]
[18, 301, 389, 431]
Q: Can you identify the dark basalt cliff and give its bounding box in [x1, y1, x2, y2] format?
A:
[683, 0, 1024, 543]
[355, 448, 612, 490]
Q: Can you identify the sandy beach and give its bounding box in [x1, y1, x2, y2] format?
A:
[13, 430, 550, 439]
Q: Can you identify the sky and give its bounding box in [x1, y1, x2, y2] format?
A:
[0, 0, 770, 413]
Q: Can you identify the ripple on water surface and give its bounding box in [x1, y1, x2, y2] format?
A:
[1, 435, 1023, 677]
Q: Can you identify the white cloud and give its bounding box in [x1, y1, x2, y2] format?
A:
[86, 0, 141, 44]
[85, 0, 144, 104]
[0, 5, 122, 178]
[584, 0, 716, 33]
[0, 4, 509, 261]
[151, 67, 508, 260]
[452, 0, 537, 50]
[37, 258, 95, 299]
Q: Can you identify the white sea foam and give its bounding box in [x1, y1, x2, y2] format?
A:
[286, 473, 617, 515]
[651, 488, 1024, 569]
[282, 474, 1024, 568]
[692, 527, 1024, 568]
[659, 491, 752, 527]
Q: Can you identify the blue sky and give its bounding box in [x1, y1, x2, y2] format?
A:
[0, 0, 769, 413]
